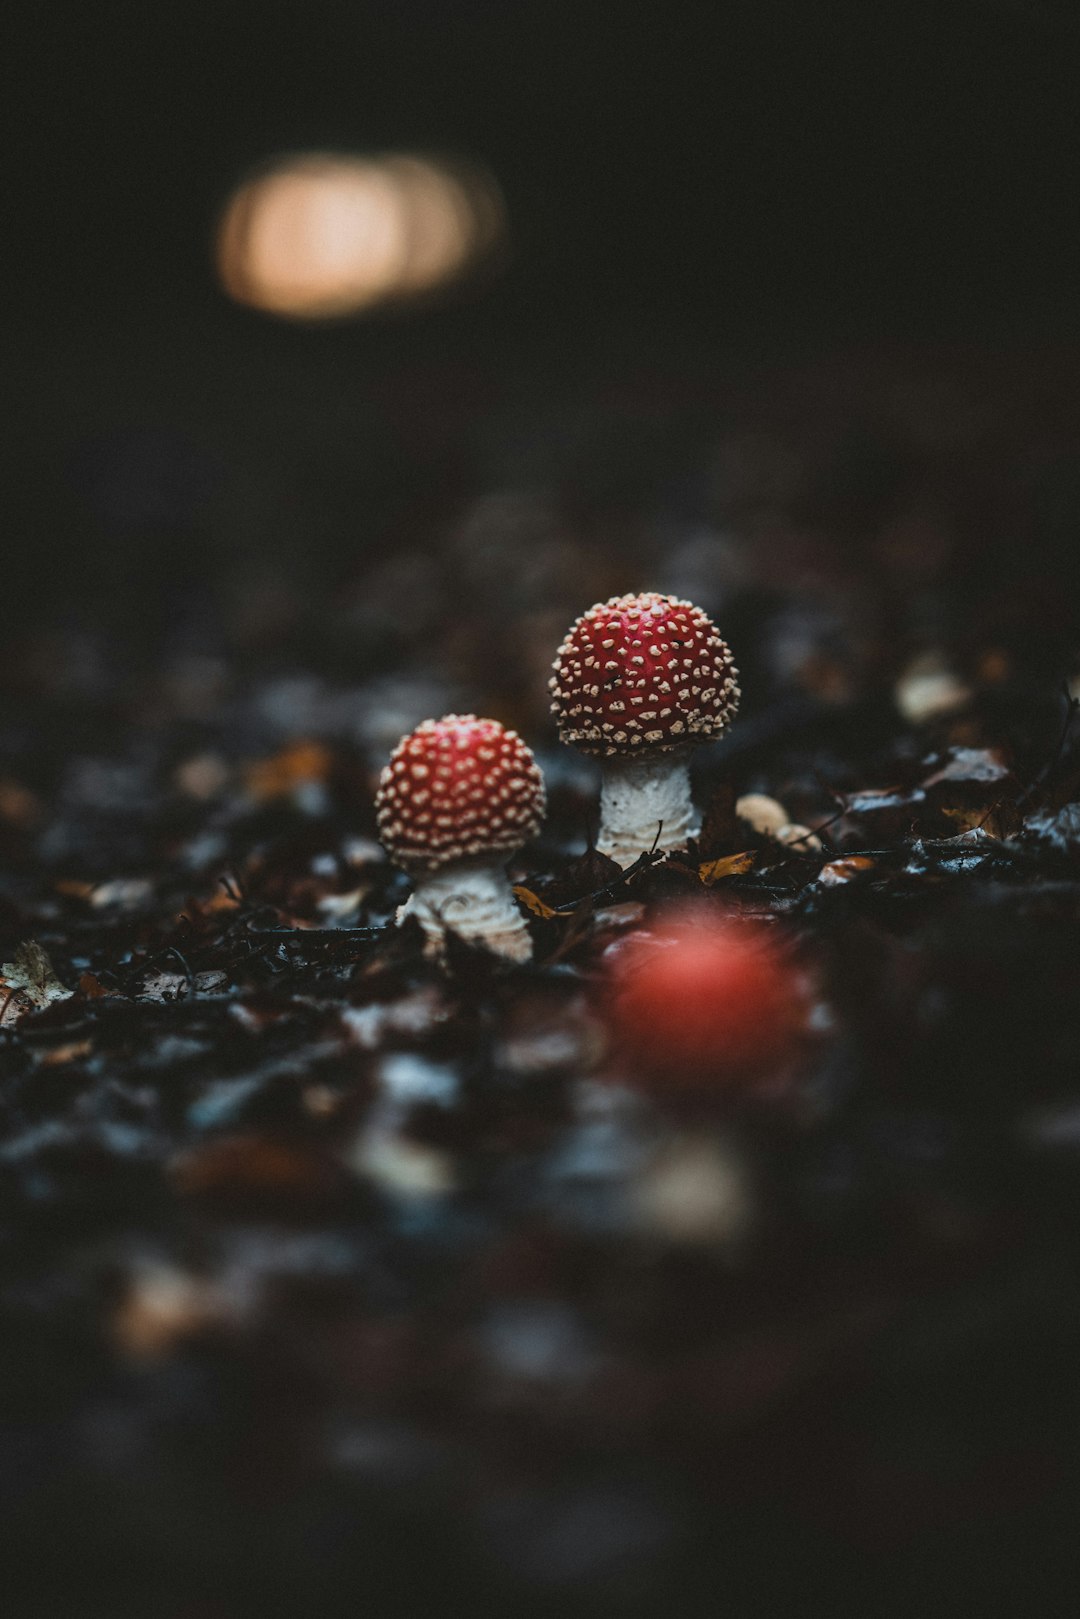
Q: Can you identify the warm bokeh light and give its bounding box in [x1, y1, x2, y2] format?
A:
[215, 151, 507, 320]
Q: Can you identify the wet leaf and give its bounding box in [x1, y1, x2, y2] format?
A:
[923, 747, 1010, 788]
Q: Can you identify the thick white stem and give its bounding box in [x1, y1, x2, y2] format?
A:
[597, 749, 698, 867]
[396, 858, 532, 963]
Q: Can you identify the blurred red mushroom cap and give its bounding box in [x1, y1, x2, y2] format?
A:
[602, 910, 805, 1089]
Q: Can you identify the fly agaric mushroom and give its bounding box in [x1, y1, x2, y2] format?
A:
[602, 909, 805, 1094]
[549, 592, 739, 865]
[375, 714, 546, 962]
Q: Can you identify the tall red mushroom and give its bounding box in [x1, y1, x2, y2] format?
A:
[549, 592, 740, 865]
[375, 715, 546, 962]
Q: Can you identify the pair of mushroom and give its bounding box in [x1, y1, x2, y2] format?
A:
[375, 591, 740, 961]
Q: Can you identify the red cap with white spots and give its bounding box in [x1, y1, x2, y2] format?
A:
[376, 715, 546, 876]
[549, 592, 740, 757]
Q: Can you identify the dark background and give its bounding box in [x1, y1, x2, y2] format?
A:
[9, 0, 1080, 327]
[5, 0, 1080, 653]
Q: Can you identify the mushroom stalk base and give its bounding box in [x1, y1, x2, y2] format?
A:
[396, 860, 532, 963]
[598, 749, 698, 867]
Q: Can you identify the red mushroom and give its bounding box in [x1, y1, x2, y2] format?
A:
[602, 909, 805, 1093]
[549, 592, 739, 865]
[375, 714, 546, 962]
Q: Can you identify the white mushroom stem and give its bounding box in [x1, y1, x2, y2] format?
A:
[396, 858, 532, 963]
[597, 748, 698, 867]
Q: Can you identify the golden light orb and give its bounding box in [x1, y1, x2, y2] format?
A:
[216, 150, 507, 321]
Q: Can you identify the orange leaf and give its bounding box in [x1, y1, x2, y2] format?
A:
[513, 885, 559, 920]
[56, 879, 96, 901]
[244, 740, 334, 801]
[819, 856, 876, 886]
[698, 851, 756, 886]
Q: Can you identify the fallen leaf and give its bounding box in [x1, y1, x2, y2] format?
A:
[0, 941, 74, 1011]
[698, 851, 756, 886]
[513, 885, 560, 921]
[1022, 804, 1080, 853]
[244, 740, 334, 801]
[818, 856, 876, 886]
[36, 1039, 93, 1066]
[139, 969, 230, 1002]
[535, 847, 624, 908]
[922, 747, 1010, 788]
[941, 801, 1020, 839]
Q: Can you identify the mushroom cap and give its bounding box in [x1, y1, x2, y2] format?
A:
[549, 592, 739, 757]
[375, 714, 546, 876]
[603, 910, 804, 1089]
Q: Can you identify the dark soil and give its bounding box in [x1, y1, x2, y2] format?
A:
[5, 328, 1080, 1617]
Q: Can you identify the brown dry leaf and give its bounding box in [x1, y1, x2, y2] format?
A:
[535, 846, 623, 909]
[513, 885, 560, 921]
[55, 879, 97, 901]
[37, 1039, 93, 1066]
[698, 851, 756, 886]
[193, 889, 244, 916]
[941, 801, 1021, 839]
[244, 740, 334, 801]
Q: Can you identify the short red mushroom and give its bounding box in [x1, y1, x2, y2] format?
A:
[549, 592, 739, 865]
[601, 909, 805, 1093]
[375, 714, 546, 962]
